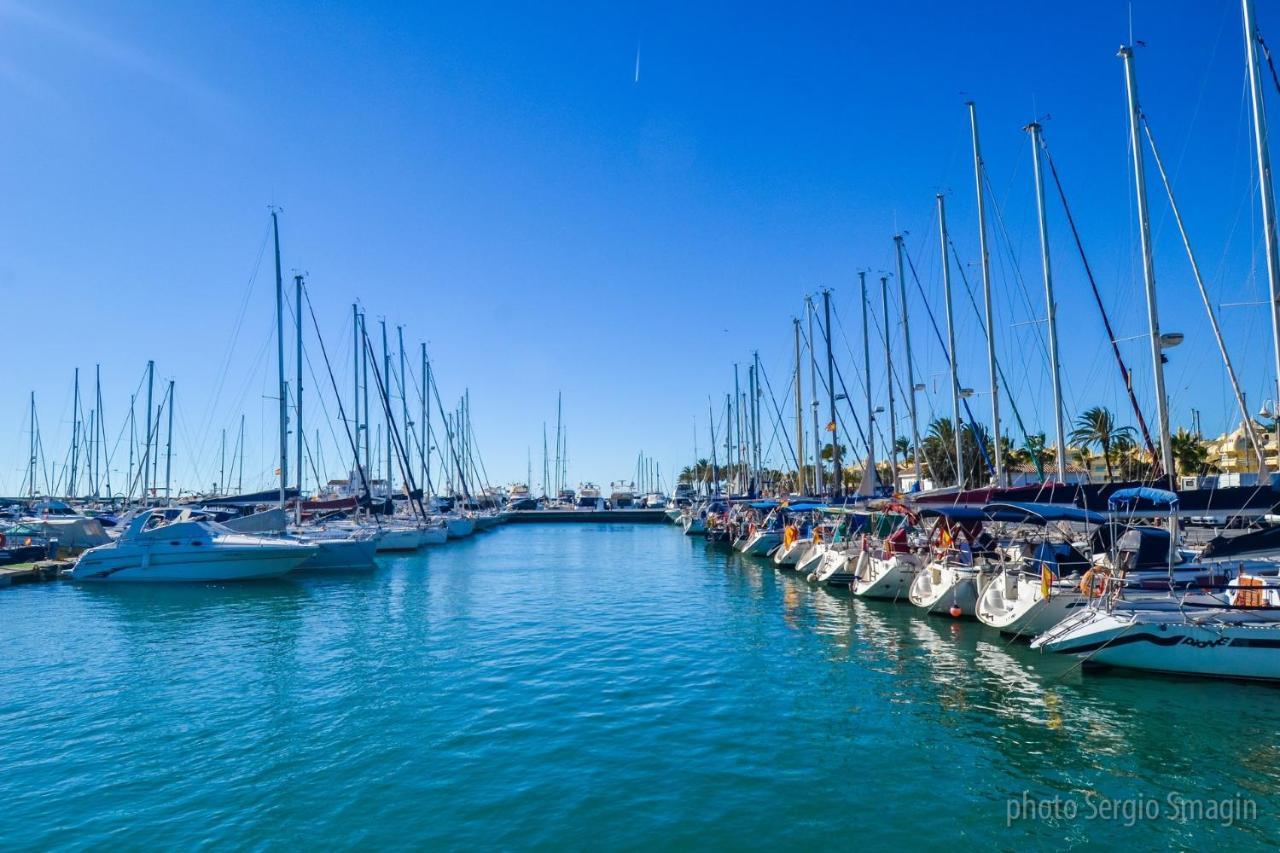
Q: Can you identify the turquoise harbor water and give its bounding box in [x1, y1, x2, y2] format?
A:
[2, 523, 1278, 850]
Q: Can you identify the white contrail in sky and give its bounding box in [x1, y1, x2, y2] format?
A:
[634, 42, 640, 83]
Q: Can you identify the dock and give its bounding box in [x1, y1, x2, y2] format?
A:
[0, 560, 73, 587]
[503, 509, 668, 524]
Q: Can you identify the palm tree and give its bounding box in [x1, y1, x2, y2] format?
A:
[1069, 406, 1135, 482]
[679, 466, 694, 483]
[1170, 428, 1209, 476]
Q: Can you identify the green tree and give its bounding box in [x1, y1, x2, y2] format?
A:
[1069, 406, 1135, 482]
[1170, 428, 1209, 476]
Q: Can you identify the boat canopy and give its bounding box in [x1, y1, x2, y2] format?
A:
[782, 502, 825, 512]
[1108, 487, 1179, 510]
[1200, 525, 1280, 560]
[749, 500, 780, 510]
[918, 506, 989, 522]
[982, 501, 1106, 526]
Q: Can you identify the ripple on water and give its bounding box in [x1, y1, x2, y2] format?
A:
[1, 524, 1279, 850]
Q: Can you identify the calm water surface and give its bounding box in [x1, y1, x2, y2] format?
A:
[2, 523, 1278, 850]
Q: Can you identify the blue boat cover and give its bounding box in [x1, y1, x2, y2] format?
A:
[1107, 487, 1179, 509]
[918, 505, 988, 521]
[782, 502, 825, 512]
[982, 501, 1106, 526]
[749, 500, 780, 510]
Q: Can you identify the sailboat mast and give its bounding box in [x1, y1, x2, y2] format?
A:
[968, 101, 1003, 485]
[361, 313, 371, 498]
[793, 317, 805, 493]
[895, 237, 922, 488]
[937, 195, 965, 489]
[807, 296, 823, 494]
[1243, 0, 1280, 466]
[1120, 45, 1175, 484]
[881, 275, 899, 493]
[352, 304, 362, 495]
[70, 367, 80, 498]
[28, 392, 36, 499]
[823, 288, 839, 497]
[295, 274, 305, 523]
[127, 395, 136, 503]
[272, 211, 288, 509]
[381, 320, 392, 498]
[859, 271, 875, 489]
[143, 359, 154, 504]
[398, 325, 411, 484]
[1027, 123, 1070, 483]
[238, 413, 245, 495]
[164, 380, 175, 505]
[427, 340, 437, 499]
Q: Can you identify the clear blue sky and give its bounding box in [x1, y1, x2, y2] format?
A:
[0, 0, 1276, 496]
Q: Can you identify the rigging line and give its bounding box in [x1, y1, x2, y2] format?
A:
[901, 243, 997, 477]
[302, 286, 369, 504]
[757, 362, 798, 471]
[758, 370, 792, 472]
[813, 301, 872, 460]
[1259, 32, 1280, 97]
[983, 168, 1052, 367]
[1039, 135, 1159, 462]
[361, 331, 426, 519]
[946, 236, 1042, 475]
[193, 223, 271, 465]
[1141, 113, 1268, 475]
[802, 313, 938, 485]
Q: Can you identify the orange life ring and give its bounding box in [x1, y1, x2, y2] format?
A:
[1079, 567, 1110, 599]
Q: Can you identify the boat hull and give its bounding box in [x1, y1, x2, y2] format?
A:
[1034, 607, 1280, 681]
[909, 562, 984, 617]
[72, 545, 312, 582]
[850, 554, 920, 600]
[295, 537, 378, 573]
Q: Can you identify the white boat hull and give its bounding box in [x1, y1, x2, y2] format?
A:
[417, 526, 449, 546]
[375, 528, 421, 552]
[73, 545, 311, 582]
[909, 562, 984, 617]
[682, 516, 706, 535]
[1034, 606, 1280, 681]
[773, 539, 811, 567]
[296, 537, 378, 573]
[446, 517, 476, 539]
[738, 531, 783, 556]
[850, 553, 920, 600]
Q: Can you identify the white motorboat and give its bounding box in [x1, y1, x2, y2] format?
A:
[71, 509, 316, 582]
[643, 492, 668, 509]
